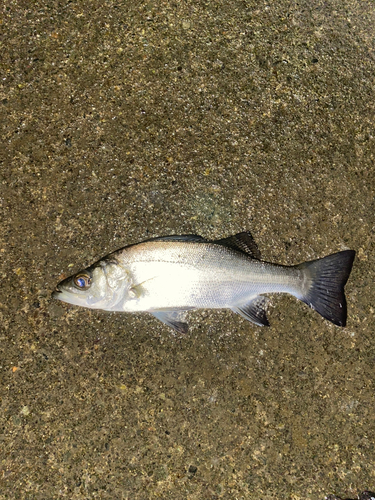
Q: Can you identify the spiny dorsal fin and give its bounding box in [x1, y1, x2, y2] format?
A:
[214, 231, 261, 259]
[145, 235, 207, 243]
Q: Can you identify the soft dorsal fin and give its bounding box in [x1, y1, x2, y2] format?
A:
[145, 234, 207, 243]
[214, 231, 261, 259]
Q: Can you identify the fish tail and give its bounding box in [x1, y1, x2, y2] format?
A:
[296, 250, 355, 327]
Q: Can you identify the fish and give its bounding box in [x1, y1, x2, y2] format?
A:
[52, 232, 355, 334]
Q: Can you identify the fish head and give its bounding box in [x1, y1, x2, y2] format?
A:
[52, 259, 131, 310]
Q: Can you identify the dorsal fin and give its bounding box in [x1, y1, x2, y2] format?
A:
[145, 234, 207, 243]
[214, 231, 261, 259]
[143, 232, 261, 258]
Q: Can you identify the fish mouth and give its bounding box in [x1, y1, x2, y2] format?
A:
[51, 286, 89, 307]
[52, 288, 62, 299]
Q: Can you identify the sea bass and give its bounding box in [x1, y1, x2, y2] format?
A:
[52, 232, 355, 333]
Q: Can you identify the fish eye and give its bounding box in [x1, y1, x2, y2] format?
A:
[74, 273, 91, 290]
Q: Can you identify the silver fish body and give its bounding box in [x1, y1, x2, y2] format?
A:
[53, 232, 355, 333]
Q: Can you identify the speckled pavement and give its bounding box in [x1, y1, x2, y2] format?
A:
[1, 0, 374, 498]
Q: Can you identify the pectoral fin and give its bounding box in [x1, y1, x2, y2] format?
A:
[232, 296, 270, 326]
[151, 309, 191, 334]
[129, 283, 147, 299]
[129, 277, 157, 299]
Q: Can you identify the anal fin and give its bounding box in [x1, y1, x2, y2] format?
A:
[232, 296, 270, 326]
[151, 309, 191, 334]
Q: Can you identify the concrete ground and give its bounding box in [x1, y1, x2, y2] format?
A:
[1, 0, 374, 498]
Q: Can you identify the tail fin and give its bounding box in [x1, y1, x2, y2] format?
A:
[297, 250, 355, 327]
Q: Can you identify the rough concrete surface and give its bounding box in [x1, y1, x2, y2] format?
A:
[0, 0, 374, 498]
